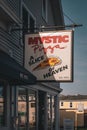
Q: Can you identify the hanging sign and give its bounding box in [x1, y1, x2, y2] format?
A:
[24, 30, 73, 82]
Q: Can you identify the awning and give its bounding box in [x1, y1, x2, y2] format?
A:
[0, 50, 36, 85]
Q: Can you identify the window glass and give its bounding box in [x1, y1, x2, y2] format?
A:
[22, 6, 35, 44]
[18, 88, 27, 129]
[42, 0, 47, 21]
[61, 102, 63, 106]
[31, 103, 35, 108]
[18, 88, 37, 130]
[47, 95, 55, 130]
[29, 90, 36, 130]
[38, 91, 46, 130]
[52, 96, 55, 129]
[22, 6, 28, 34]
[22, 6, 28, 45]
[0, 85, 6, 126]
[30, 16, 35, 33]
[70, 102, 72, 107]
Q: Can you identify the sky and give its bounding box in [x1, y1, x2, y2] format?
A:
[61, 0, 87, 95]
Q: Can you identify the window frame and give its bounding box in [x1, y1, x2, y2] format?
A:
[31, 102, 36, 108]
[0, 83, 7, 126]
[18, 87, 37, 129]
[22, 3, 36, 32]
[21, 2, 36, 46]
[70, 102, 73, 108]
[61, 101, 64, 106]
[42, 0, 48, 22]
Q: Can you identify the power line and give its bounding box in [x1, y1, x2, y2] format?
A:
[63, 12, 76, 24]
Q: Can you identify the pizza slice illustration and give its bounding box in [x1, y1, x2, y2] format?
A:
[33, 57, 61, 71]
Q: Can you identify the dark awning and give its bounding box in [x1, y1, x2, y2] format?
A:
[0, 50, 36, 85]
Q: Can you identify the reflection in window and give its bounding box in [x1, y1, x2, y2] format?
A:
[0, 86, 6, 126]
[30, 16, 35, 33]
[42, 0, 47, 21]
[18, 88, 36, 130]
[31, 103, 35, 108]
[18, 88, 27, 129]
[22, 6, 35, 40]
[29, 90, 36, 130]
[70, 102, 73, 107]
[47, 95, 55, 130]
[61, 102, 63, 106]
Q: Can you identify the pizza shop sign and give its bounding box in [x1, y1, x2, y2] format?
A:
[24, 30, 73, 82]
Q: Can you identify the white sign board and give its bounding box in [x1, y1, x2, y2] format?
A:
[64, 119, 74, 130]
[25, 30, 73, 82]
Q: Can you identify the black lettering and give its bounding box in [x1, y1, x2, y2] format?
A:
[43, 72, 51, 79]
[43, 65, 68, 79]
[29, 55, 44, 66]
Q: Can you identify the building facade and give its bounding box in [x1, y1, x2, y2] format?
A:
[60, 95, 87, 129]
[0, 0, 64, 130]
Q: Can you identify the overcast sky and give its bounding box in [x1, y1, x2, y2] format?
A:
[61, 0, 87, 95]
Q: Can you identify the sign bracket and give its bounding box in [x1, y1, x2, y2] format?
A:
[11, 24, 83, 32]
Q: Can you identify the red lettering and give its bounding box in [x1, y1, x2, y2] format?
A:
[44, 36, 52, 43]
[63, 35, 69, 42]
[28, 37, 43, 45]
[57, 36, 63, 43]
[32, 45, 44, 53]
[56, 35, 69, 43]
[31, 44, 66, 54]
[28, 35, 69, 45]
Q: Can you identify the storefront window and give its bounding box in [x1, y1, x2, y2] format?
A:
[52, 96, 55, 129]
[18, 88, 37, 130]
[38, 91, 46, 130]
[0, 85, 6, 126]
[47, 94, 55, 130]
[29, 90, 36, 130]
[18, 88, 27, 129]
